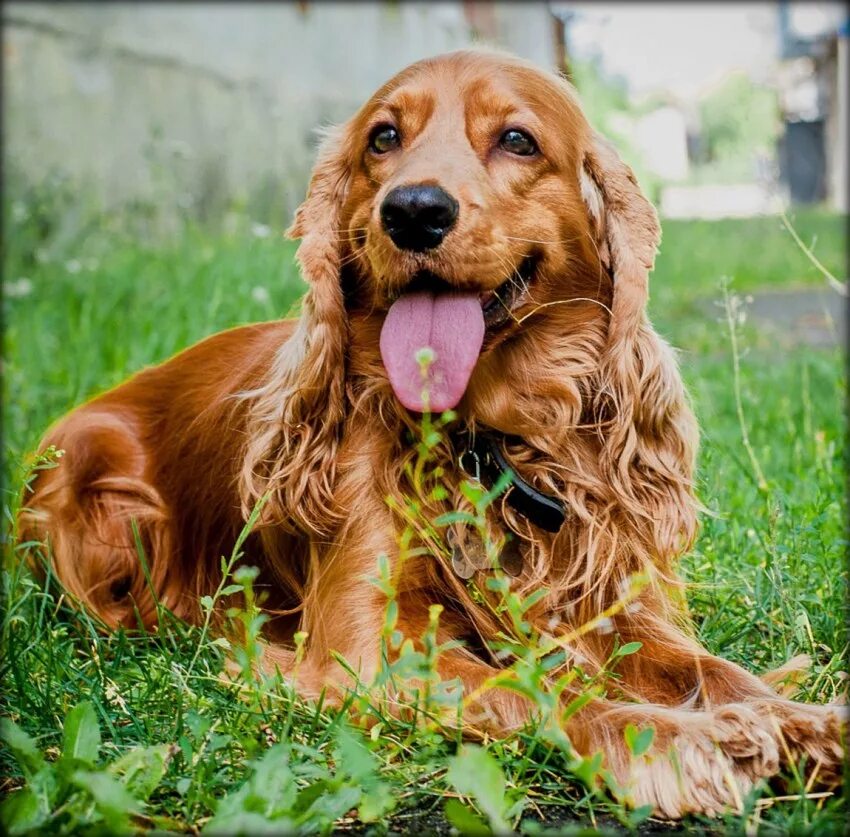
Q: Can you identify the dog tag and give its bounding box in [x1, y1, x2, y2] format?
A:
[447, 526, 477, 579]
[450, 549, 476, 580]
[465, 536, 490, 571]
[499, 537, 524, 577]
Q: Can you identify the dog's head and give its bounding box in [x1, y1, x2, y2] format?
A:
[246, 50, 694, 562]
[288, 49, 659, 418]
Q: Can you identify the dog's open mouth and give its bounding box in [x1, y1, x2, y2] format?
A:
[479, 255, 536, 330]
[379, 257, 536, 413]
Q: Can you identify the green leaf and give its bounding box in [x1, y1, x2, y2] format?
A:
[483, 468, 514, 504]
[299, 783, 360, 825]
[0, 787, 48, 835]
[433, 510, 478, 527]
[206, 810, 298, 835]
[71, 769, 139, 829]
[61, 702, 101, 765]
[570, 751, 604, 788]
[517, 588, 548, 615]
[208, 733, 232, 753]
[628, 803, 654, 827]
[292, 779, 330, 814]
[431, 485, 448, 501]
[446, 745, 511, 834]
[444, 798, 492, 836]
[613, 641, 643, 658]
[0, 718, 45, 780]
[334, 726, 375, 782]
[359, 783, 395, 823]
[540, 649, 567, 671]
[232, 565, 259, 584]
[108, 744, 171, 801]
[334, 726, 394, 822]
[208, 744, 298, 829]
[560, 689, 594, 722]
[624, 723, 655, 758]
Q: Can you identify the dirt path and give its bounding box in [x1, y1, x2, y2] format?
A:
[706, 286, 846, 348]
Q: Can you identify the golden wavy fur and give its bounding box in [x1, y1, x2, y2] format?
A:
[18, 50, 843, 818]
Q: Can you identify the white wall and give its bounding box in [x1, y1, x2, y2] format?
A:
[3, 2, 556, 221]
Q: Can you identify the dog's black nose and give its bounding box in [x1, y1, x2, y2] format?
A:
[380, 185, 459, 252]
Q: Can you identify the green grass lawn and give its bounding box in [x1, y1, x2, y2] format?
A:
[1, 203, 846, 835]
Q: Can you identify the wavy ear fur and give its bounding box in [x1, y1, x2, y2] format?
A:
[580, 132, 699, 582]
[581, 131, 660, 348]
[240, 125, 352, 535]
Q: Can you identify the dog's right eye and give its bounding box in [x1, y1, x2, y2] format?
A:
[369, 126, 400, 154]
[500, 129, 537, 156]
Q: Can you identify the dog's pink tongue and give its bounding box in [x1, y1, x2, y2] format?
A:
[380, 291, 485, 413]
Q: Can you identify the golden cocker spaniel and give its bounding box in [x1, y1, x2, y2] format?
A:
[18, 50, 843, 818]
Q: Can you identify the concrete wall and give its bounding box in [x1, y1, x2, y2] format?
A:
[3, 2, 557, 222]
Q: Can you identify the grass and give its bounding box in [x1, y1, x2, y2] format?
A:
[649, 210, 847, 350]
[1, 196, 847, 835]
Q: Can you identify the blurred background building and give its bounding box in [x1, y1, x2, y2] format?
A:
[3, 1, 848, 226]
[552, 1, 848, 218]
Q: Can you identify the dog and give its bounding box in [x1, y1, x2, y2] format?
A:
[18, 50, 843, 818]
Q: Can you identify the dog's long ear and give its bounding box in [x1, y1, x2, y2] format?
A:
[580, 131, 660, 352]
[241, 125, 353, 536]
[579, 131, 699, 578]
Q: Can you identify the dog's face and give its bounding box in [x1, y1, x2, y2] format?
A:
[290, 50, 658, 417]
[342, 52, 598, 310]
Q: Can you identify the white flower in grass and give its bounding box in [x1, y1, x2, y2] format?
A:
[251, 286, 270, 304]
[65, 259, 82, 274]
[617, 575, 635, 600]
[251, 222, 272, 239]
[5, 278, 33, 298]
[594, 616, 614, 634]
[566, 646, 588, 666]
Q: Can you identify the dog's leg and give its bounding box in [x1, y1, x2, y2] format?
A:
[575, 697, 789, 818]
[259, 485, 398, 702]
[590, 609, 846, 797]
[17, 409, 184, 628]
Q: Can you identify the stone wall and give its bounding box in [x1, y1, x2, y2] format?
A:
[3, 2, 556, 222]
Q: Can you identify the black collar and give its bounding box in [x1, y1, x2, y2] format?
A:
[458, 431, 567, 533]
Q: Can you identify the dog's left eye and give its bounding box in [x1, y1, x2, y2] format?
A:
[500, 129, 537, 156]
[369, 126, 401, 154]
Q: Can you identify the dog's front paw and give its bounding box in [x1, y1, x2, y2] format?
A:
[752, 699, 845, 786]
[621, 700, 845, 820]
[616, 702, 784, 819]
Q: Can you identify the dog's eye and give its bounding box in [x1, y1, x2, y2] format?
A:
[369, 126, 400, 154]
[500, 129, 537, 156]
